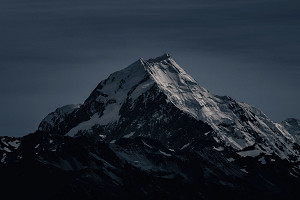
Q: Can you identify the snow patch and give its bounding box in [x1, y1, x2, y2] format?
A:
[8, 140, 21, 149]
[159, 150, 171, 157]
[258, 156, 266, 164]
[1, 138, 8, 146]
[290, 172, 298, 178]
[123, 132, 134, 138]
[240, 169, 248, 173]
[180, 143, 190, 150]
[3, 147, 11, 152]
[67, 113, 101, 136]
[99, 134, 106, 139]
[213, 146, 224, 152]
[142, 141, 153, 149]
[1, 153, 6, 163]
[238, 149, 261, 158]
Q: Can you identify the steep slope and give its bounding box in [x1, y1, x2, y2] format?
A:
[142, 54, 299, 160]
[39, 54, 214, 150]
[0, 137, 21, 164]
[38, 104, 81, 132]
[281, 118, 300, 145]
[38, 54, 300, 160]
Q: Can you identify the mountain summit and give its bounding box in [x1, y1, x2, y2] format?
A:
[1, 54, 300, 200]
[39, 54, 300, 160]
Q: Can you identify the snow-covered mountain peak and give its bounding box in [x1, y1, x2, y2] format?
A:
[144, 53, 171, 63]
[86, 53, 205, 111]
[38, 54, 300, 161]
[38, 104, 81, 132]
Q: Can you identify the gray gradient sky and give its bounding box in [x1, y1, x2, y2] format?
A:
[0, 0, 299, 136]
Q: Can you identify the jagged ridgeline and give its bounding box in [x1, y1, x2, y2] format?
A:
[1, 54, 300, 200]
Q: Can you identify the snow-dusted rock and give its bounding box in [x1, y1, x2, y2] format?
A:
[38, 104, 81, 132]
[281, 118, 300, 145]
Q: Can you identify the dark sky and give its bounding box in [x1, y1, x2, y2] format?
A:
[1, 0, 299, 136]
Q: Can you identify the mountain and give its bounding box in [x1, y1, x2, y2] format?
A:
[38, 53, 300, 160]
[1, 54, 300, 200]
